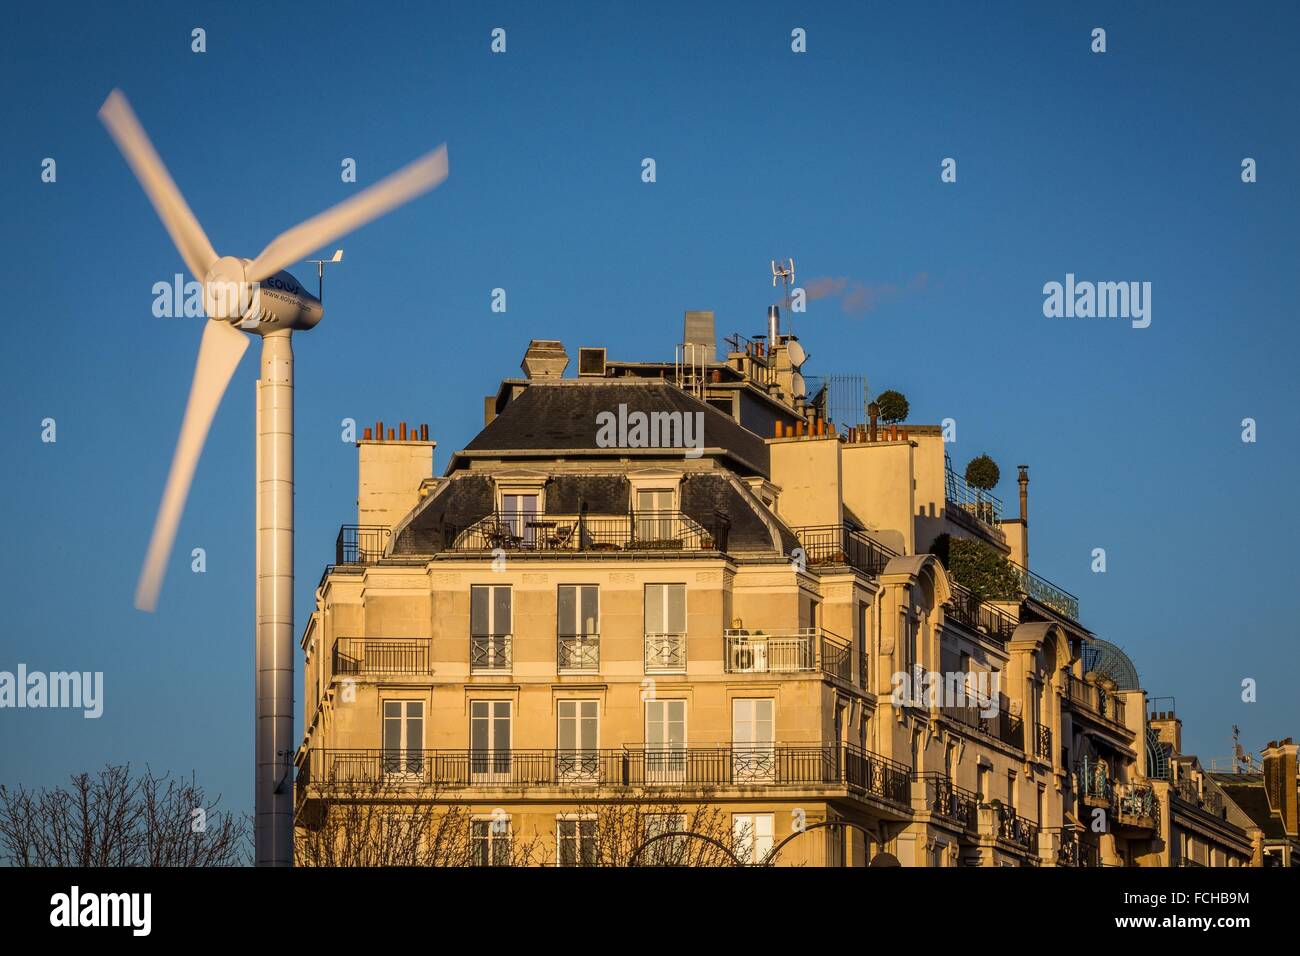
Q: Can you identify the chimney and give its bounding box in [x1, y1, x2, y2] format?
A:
[1261, 738, 1298, 837]
[1018, 464, 1030, 566]
[484, 396, 497, 427]
[1149, 711, 1183, 757]
[868, 402, 879, 442]
[357, 421, 436, 529]
[520, 339, 569, 379]
[683, 311, 717, 364]
[767, 305, 780, 348]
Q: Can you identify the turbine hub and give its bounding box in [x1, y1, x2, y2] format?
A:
[203, 256, 258, 324]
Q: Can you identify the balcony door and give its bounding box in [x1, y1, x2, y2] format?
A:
[644, 583, 686, 672]
[732, 698, 775, 782]
[645, 699, 686, 784]
[501, 493, 539, 546]
[635, 488, 674, 542]
[381, 700, 424, 780]
[558, 585, 599, 671]
[470, 700, 512, 783]
[471, 585, 512, 671]
[557, 699, 599, 783]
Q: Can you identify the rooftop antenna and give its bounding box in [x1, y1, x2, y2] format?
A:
[306, 249, 344, 301]
[771, 257, 795, 313]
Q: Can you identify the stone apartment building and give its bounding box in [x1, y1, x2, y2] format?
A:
[294, 310, 1290, 867]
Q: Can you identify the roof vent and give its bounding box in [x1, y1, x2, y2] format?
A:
[521, 340, 569, 379]
[683, 310, 716, 364]
[578, 347, 607, 376]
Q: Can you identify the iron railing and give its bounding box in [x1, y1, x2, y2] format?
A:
[644, 632, 686, 673]
[945, 581, 1018, 641]
[944, 459, 1004, 528]
[921, 773, 979, 830]
[1116, 784, 1160, 826]
[336, 525, 391, 565]
[1076, 757, 1115, 804]
[1057, 830, 1100, 867]
[470, 634, 512, 672]
[789, 525, 897, 576]
[942, 699, 1025, 751]
[1035, 723, 1052, 760]
[333, 638, 431, 676]
[723, 628, 852, 682]
[1011, 561, 1080, 621]
[997, 808, 1039, 852]
[299, 744, 910, 808]
[445, 510, 729, 554]
[1173, 778, 1224, 817]
[557, 634, 600, 671]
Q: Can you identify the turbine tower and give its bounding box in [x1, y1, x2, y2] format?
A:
[99, 90, 448, 866]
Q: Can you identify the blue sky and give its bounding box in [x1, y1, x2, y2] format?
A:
[1, 1, 1297, 810]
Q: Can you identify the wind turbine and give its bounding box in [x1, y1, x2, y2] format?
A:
[99, 89, 448, 866]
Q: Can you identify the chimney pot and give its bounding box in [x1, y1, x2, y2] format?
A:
[363, 427, 372, 440]
[399, 422, 407, 441]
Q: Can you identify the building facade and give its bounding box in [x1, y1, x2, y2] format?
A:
[294, 318, 1291, 867]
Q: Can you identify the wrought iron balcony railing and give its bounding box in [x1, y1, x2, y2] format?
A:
[1172, 778, 1224, 817]
[298, 743, 911, 810]
[921, 773, 980, 830]
[944, 460, 1005, 532]
[470, 634, 512, 672]
[644, 632, 687, 673]
[1034, 723, 1052, 761]
[1057, 830, 1100, 867]
[333, 638, 431, 676]
[336, 525, 391, 565]
[790, 524, 897, 577]
[945, 582, 1018, 641]
[723, 628, 852, 682]
[1011, 561, 1080, 621]
[557, 634, 600, 671]
[1116, 784, 1160, 826]
[942, 699, 1025, 751]
[445, 510, 729, 554]
[996, 808, 1039, 852]
[1076, 757, 1115, 804]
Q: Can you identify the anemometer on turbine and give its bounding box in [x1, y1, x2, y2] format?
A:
[99, 89, 449, 867]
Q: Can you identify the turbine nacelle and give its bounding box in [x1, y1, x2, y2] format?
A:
[202, 257, 323, 333]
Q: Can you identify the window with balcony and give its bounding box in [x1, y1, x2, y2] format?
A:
[557, 817, 597, 867]
[471, 585, 512, 672]
[558, 585, 599, 672]
[501, 492, 539, 547]
[557, 699, 599, 783]
[732, 813, 774, 865]
[470, 700, 512, 782]
[471, 817, 511, 866]
[635, 488, 674, 542]
[645, 699, 686, 784]
[381, 700, 423, 779]
[733, 699, 775, 782]
[644, 583, 687, 673]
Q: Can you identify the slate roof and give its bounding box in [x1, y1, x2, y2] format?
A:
[1213, 777, 1293, 841]
[457, 381, 771, 476]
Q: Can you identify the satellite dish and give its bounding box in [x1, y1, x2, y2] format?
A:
[792, 371, 806, 398]
[786, 339, 806, 368]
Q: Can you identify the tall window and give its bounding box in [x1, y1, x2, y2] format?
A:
[643, 812, 687, 865]
[732, 698, 775, 781]
[644, 583, 686, 672]
[557, 699, 599, 783]
[635, 488, 674, 542]
[732, 813, 775, 865]
[645, 699, 686, 783]
[558, 585, 599, 671]
[471, 585, 512, 671]
[501, 492, 539, 546]
[381, 700, 423, 778]
[557, 818, 597, 867]
[470, 700, 512, 781]
[471, 818, 511, 866]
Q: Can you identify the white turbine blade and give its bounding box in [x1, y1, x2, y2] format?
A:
[99, 89, 219, 282]
[246, 144, 447, 282]
[135, 321, 249, 612]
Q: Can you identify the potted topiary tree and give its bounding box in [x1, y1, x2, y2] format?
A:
[964, 454, 1000, 523]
